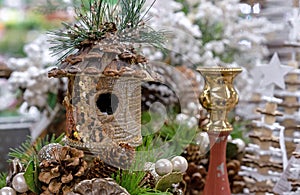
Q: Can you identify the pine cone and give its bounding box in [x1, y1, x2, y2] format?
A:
[38, 145, 88, 195]
[180, 162, 207, 195]
[182, 144, 208, 165]
[227, 160, 245, 194]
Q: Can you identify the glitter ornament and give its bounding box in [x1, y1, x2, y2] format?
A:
[0, 187, 16, 195]
[12, 173, 28, 193]
[38, 143, 63, 161]
[171, 156, 188, 173]
[155, 159, 173, 176]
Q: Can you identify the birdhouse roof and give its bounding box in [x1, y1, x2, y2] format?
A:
[48, 39, 158, 81]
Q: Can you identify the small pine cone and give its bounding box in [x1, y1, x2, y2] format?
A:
[85, 157, 118, 179]
[38, 145, 88, 195]
[180, 162, 207, 195]
[227, 159, 245, 194]
[227, 160, 241, 180]
[182, 144, 208, 165]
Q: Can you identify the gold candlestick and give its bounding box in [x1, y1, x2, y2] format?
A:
[198, 67, 242, 195]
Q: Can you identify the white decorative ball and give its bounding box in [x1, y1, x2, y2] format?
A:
[232, 138, 246, 153]
[155, 159, 173, 176]
[12, 173, 28, 193]
[171, 156, 188, 173]
[194, 132, 209, 154]
[0, 187, 16, 195]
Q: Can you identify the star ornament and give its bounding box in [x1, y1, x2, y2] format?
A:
[259, 53, 294, 90]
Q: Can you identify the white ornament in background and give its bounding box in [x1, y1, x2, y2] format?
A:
[7, 35, 61, 110]
[259, 53, 293, 89]
[0, 79, 16, 111]
[194, 132, 209, 154]
[143, 0, 202, 66]
[254, 53, 294, 97]
[232, 138, 246, 153]
[287, 7, 300, 42]
[144, 0, 282, 69]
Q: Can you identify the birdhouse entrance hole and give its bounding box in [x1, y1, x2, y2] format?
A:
[96, 93, 119, 115]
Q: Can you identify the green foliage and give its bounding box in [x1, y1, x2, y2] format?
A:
[113, 155, 156, 194]
[0, 110, 20, 117]
[197, 20, 223, 44]
[230, 118, 250, 144]
[0, 28, 28, 57]
[139, 113, 197, 162]
[0, 11, 59, 57]
[24, 158, 41, 194]
[0, 172, 7, 189]
[49, 0, 165, 62]
[47, 92, 57, 109]
[122, 118, 191, 194]
[226, 142, 239, 160]
[174, 0, 192, 14]
[114, 170, 148, 195]
[8, 133, 64, 166]
[35, 0, 76, 15]
[113, 169, 171, 195]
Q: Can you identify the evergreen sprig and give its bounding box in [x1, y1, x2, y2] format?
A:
[0, 172, 7, 189]
[113, 158, 172, 195]
[48, 0, 165, 62]
[8, 134, 64, 166]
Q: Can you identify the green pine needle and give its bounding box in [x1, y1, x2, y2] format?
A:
[48, 0, 165, 63]
[113, 145, 172, 195]
[0, 172, 7, 189]
[113, 169, 171, 195]
[8, 134, 65, 166]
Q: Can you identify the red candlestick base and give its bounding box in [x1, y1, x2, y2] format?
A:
[203, 131, 231, 195]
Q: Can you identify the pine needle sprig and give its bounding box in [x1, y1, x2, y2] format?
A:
[8, 134, 65, 166]
[48, 0, 165, 63]
[113, 156, 171, 195]
[119, 0, 146, 30]
[0, 172, 7, 189]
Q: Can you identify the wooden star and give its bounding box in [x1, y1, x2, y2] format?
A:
[259, 53, 294, 90]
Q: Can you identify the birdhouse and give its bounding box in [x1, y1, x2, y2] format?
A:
[48, 38, 157, 166]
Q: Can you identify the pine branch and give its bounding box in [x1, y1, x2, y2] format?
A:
[8, 134, 65, 166]
[0, 172, 7, 189]
[48, 0, 165, 63]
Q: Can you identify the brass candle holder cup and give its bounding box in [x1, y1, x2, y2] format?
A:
[199, 67, 242, 132]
